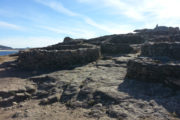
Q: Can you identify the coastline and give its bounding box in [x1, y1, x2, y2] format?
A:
[0, 49, 19, 51]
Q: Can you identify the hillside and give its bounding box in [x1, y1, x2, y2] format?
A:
[0, 45, 12, 50]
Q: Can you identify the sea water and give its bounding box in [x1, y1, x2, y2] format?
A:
[0, 51, 18, 56]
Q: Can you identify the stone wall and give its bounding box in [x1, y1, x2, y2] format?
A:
[63, 37, 85, 44]
[18, 44, 101, 70]
[141, 43, 180, 60]
[108, 34, 145, 44]
[43, 44, 92, 50]
[148, 35, 180, 43]
[17, 34, 146, 70]
[126, 58, 180, 87]
[126, 38, 180, 87]
[101, 43, 134, 54]
[85, 34, 145, 45]
[99, 34, 144, 54]
[134, 26, 180, 35]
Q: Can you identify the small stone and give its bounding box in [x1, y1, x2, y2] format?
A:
[13, 102, 17, 105]
[12, 112, 23, 118]
[94, 103, 103, 108]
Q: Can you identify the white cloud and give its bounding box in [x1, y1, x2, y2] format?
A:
[0, 21, 23, 30]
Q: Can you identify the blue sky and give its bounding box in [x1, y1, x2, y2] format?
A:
[0, 0, 180, 48]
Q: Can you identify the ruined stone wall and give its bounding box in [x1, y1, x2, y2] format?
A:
[18, 44, 101, 70]
[99, 34, 145, 54]
[141, 43, 180, 60]
[126, 58, 180, 87]
[43, 44, 92, 50]
[108, 34, 145, 44]
[101, 43, 134, 54]
[126, 36, 180, 87]
[148, 35, 180, 43]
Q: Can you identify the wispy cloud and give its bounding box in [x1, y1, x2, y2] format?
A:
[0, 21, 23, 30]
[77, 0, 180, 24]
[41, 26, 97, 38]
[84, 17, 134, 34]
[35, 0, 78, 16]
[77, 0, 144, 20]
[35, 0, 132, 34]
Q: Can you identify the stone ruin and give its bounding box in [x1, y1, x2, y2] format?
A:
[18, 34, 145, 70]
[134, 25, 180, 35]
[3, 26, 180, 120]
[141, 42, 180, 60]
[100, 34, 144, 54]
[17, 26, 180, 87]
[126, 33, 180, 87]
[18, 42, 101, 70]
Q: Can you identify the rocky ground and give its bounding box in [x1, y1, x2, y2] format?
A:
[0, 54, 179, 120]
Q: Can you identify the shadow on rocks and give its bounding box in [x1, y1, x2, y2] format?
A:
[0, 60, 89, 79]
[118, 78, 180, 118]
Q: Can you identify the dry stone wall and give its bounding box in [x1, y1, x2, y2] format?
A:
[126, 34, 180, 87]
[101, 43, 134, 54]
[126, 58, 180, 87]
[18, 44, 101, 70]
[141, 43, 180, 60]
[99, 34, 145, 54]
[17, 34, 146, 70]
